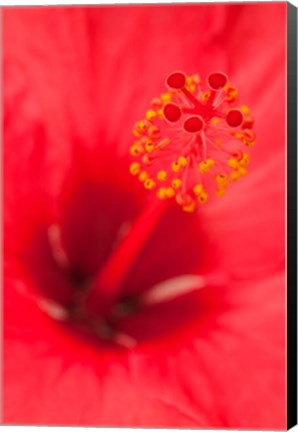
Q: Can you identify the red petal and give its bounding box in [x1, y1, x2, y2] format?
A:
[3, 3, 286, 428]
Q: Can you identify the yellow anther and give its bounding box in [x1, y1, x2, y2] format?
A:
[145, 109, 157, 121]
[178, 156, 187, 167]
[145, 140, 155, 153]
[165, 187, 176, 198]
[129, 162, 141, 176]
[130, 144, 143, 156]
[244, 139, 255, 147]
[239, 153, 250, 167]
[198, 192, 208, 204]
[238, 167, 247, 177]
[137, 120, 146, 131]
[225, 85, 238, 102]
[157, 109, 164, 117]
[172, 178, 182, 189]
[172, 161, 181, 173]
[182, 201, 196, 213]
[234, 132, 244, 140]
[216, 173, 229, 187]
[199, 160, 213, 174]
[245, 140, 254, 147]
[201, 91, 211, 103]
[147, 125, 160, 139]
[176, 193, 192, 207]
[240, 105, 250, 116]
[211, 117, 220, 124]
[185, 78, 196, 92]
[230, 171, 240, 181]
[160, 93, 171, 104]
[139, 171, 149, 182]
[142, 154, 153, 166]
[193, 183, 204, 196]
[216, 188, 226, 196]
[132, 129, 141, 138]
[150, 97, 162, 109]
[199, 163, 207, 173]
[227, 157, 239, 169]
[243, 129, 255, 143]
[243, 115, 254, 129]
[157, 187, 167, 200]
[192, 74, 201, 84]
[157, 170, 168, 181]
[144, 178, 156, 190]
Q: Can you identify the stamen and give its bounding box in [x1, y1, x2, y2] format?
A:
[130, 70, 256, 211]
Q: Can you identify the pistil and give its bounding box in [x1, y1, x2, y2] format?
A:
[129, 70, 255, 212]
[85, 198, 168, 315]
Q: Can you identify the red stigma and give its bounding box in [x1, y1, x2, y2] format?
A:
[207, 71, 228, 90]
[184, 116, 204, 133]
[226, 109, 244, 127]
[163, 103, 182, 122]
[166, 71, 186, 90]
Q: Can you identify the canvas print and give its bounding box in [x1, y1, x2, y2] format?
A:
[3, 2, 290, 429]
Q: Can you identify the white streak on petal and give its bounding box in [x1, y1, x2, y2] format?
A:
[94, 320, 137, 349]
[112, 221, 133, 249]
[48, 224, 69, 268]
[140, 274, 206, 306]
[38, 298, 69, 321]
[113, 332, 137, 349]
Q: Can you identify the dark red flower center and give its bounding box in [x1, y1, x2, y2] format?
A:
[20, 174, 209, 348]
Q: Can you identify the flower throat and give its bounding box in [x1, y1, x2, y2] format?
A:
[130, 71, 255, 212]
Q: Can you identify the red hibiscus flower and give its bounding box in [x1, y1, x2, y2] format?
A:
[3, 3, 286, 429]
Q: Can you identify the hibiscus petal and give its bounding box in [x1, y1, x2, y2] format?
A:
[3, 3, 286, 429]
[128, 272, 286, 429]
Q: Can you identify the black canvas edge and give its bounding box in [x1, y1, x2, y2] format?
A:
[287, 2, 297, 430]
